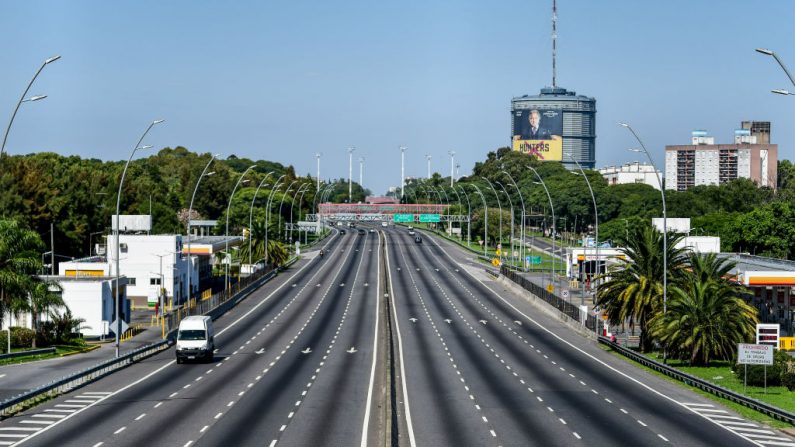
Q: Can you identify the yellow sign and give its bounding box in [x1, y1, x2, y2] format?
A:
[491, 258, 501, 267]
[546, 284, 555, 293]
[65, 270, 105, 277]
[495, 249, 501, 256]
[512, 139, 563, 161]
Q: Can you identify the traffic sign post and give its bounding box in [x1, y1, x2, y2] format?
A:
[738, 343, 774, 393]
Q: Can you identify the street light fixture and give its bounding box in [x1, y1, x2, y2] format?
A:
[225, 166, 256, 291]
[113, 119, 164, 358]
[480, 177, 503, 262]
[502, 170, 527, 270]
[248, 171, 275, 267]
[448, 150, 456, 187]
[568, 155, 599, 305]
[526, 165, 557, 285]
[495, 180, 515, 266]
[278, 181, 299, 241]
[469, 185, 488, 257]
[186, 154, 220, 314]
[756, 47, 795, 93]
[265, 176, 286, 264]
[400, 146, 407, 200]
[2, 54, 61, 159]
[347, 146, 355, 203]
[456, 185, 473, 248]
[622, 121, 668, 355]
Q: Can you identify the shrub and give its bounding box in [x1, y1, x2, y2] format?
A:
[734, 350, 790, 387]
[782, 359, 795, 392]
[0, 331, 7, 354]
[10, 327, 35, 348]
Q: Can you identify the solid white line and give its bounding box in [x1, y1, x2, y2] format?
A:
[385, 233, 417, 447]
[360, 232, 381, 447]
[430, 235, 781, 447]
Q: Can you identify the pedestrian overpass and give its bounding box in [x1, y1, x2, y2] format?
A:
[306, 203, 469, 223]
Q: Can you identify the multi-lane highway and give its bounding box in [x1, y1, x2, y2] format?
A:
[1, 225, 794, 446]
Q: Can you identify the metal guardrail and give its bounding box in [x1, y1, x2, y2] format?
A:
[0, 347, 56, 360]
[600, 336, 795, 425]
[0, 340, 170, 417]
[0, 256, 302, 418]
[500, 266, 599, 331]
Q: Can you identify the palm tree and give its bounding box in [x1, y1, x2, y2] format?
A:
[0, 220, 45, 328]
[596, 225, 688, 352]
[650, 266, 757, 366]
[240, 218, 268, 265]
[265, 240, 289, 267]
[24, 280, 64, 348]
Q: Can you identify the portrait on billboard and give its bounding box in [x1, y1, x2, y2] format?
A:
[512, 109, 563, 161]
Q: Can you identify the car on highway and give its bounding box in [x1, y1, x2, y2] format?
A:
[408, 229, 415, 236]
[414, 236, 422, 244]
[358, 229, 366, 235]
[176, 315, 215, 364]
[340, 229, 346, 235]
[381, 221, 388, 227]
[369, 228, 375, 233]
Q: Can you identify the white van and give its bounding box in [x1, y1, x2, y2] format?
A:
[176, 316, 215, 363]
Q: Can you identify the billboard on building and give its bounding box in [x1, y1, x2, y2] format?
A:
[512, 108, 563, 161]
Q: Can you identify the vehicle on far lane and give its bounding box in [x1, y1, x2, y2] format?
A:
[381, 221, 388, 227]
[176, 316, 215, 364]
[408, 230, 415, 236]
[414, 236, 422, 244]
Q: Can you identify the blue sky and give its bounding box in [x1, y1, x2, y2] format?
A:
[1, 1, 794, 194]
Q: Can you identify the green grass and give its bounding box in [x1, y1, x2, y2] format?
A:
[602, 345, 795, 429]
[0, 344, 98, 366]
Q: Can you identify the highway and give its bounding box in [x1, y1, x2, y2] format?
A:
[1, 225, 794, 446]
[386, 227, 795, 446]
[0, 229, 383, 447]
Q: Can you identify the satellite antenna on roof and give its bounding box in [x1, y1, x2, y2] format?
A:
[552, 0, 558, 88]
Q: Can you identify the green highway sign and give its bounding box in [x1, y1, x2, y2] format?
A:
[419, 214, 440, 223]
[393, 214, 415, 223]
[526, 256, 542, 265]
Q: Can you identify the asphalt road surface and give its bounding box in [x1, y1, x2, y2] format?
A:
[1, 225, 794, 447]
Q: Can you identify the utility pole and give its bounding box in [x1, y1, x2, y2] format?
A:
[347, 146, 355, 203]
[315, 152, 322, 192]
[50, 223, 54, 275]
[359, 156, 364, 187]
[448, 150, 456, 187]
[400, 146, 407, 200]
[426, 154, 432, 179]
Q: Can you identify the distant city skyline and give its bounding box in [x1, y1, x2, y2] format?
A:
[1, 0, 794, 194]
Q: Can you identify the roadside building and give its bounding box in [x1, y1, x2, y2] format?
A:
[598, 162, 661, 190]
[665, 128, 777, 191]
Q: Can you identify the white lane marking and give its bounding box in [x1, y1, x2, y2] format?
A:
[20, 421, 52, 425]
[215, 413, 223, 419]
[432, 238, 770, 446]
[92, 443, 103, 447]
[385, 233, 417, 447]
[200, 425, 209, 433]
[360, 233, 381, 447]
[135, 413, 146, 421]
[658, 434, 669, 442]
[114, 427, 126, 434]
[31, 414, 65, 419]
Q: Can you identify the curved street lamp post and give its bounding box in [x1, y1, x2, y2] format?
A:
[1, 55, 61, 160]
[526, 166, 556, 286]
[225, 166, 256, 291]
[502, 170, 526, 270]
[622, 122, 667, 356]
[568, 155, 599, 306]
[186, 154, 219, 313]
[481, 178, 503, 262]
[113, 119, 164, 358]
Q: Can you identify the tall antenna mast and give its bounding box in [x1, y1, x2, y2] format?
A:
[552, 0, 557, 88]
